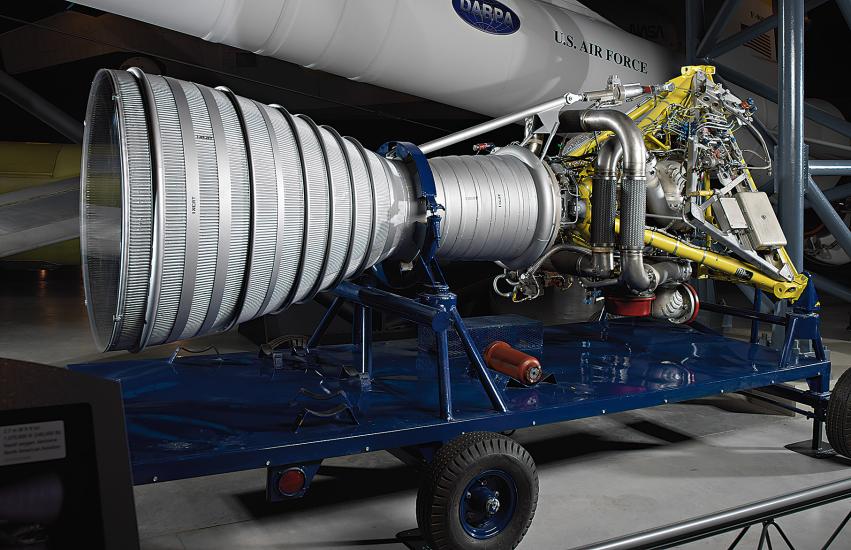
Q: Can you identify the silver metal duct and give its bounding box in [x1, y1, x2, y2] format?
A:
[81, 69, 556, 352]
[560, 108, 653, 292]
[431, 146, 559, 269]
[589, 138, 620, 277]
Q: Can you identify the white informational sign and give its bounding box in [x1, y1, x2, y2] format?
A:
[0, 420, 67, 466]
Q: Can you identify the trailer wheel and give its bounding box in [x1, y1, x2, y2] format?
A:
[416, 432, 538, 550]
[827, 369, 851, 457]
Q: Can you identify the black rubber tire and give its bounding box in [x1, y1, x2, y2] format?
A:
[827, 369, 851, 457]
[416, 432, 538, 550]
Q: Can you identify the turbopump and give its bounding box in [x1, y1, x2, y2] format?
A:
[81, 66, 807, 353]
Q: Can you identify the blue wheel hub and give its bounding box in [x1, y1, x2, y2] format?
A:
[459, 469, 517, 539]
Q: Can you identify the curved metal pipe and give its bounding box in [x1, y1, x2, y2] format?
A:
[650, 261, 691, 287]
[596, 138, 623, 178]
[549, 250, 595, 277]
[621, 250, 654, 291]
[560, 109, 652, 292]
[560, 109, 645, 177]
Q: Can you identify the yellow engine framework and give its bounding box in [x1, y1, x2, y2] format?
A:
[566, 65, 807, 301]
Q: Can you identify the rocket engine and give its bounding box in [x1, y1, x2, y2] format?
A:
[82, 69, 557, 351]
[81, 66, 805, 352]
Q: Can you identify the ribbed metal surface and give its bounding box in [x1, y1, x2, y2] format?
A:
[342, 138, 373, 279]
[591, 176, 617, 247]
[319, 126, 352, 290]
[211, 88, 250, 331]
[80, 69, 552, 352]
[146, 74, 187, 345]
[366, 150, 392, 268]
[180, 81, 219, 339]
[264, 105, 304, 313]
[81, 69, 153, 352]
[290, 115, 329, 303]
[235, 96, 278, 323]
[431, 154, 539, 263]
[620, 177, 647, 250]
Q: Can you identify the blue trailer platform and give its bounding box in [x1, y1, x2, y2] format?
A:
[69, 317, 831, 487]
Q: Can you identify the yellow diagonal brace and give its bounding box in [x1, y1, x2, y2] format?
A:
[613, 219, 807, 300]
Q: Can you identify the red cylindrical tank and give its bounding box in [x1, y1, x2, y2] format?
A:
[483, 341, 543, 385]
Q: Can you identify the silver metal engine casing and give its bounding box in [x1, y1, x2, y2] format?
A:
[431, 145, 560, 270]
[80, 69, 557, 352]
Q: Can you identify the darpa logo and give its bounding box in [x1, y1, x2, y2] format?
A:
[453, 0, 520, 35]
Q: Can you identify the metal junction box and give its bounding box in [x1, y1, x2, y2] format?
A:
[736, 191, 787, 250]
[715, 197, 749, 233]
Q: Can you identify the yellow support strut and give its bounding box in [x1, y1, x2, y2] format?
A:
[613, 219, 808, 300]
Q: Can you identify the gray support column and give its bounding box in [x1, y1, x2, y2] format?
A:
[808, 160, 851, 175]
[705, 0, 828, 58]
[696, 0, 741, 58]
[803, 182, 851, 207]
[776, 0, 806, 268]
[806, 176, 851, 258]
[685, 0, 705, 65]
[821, 183, 851, 202]
[0, 69, 83, 143]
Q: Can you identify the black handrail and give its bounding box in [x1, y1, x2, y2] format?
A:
[568, 477, 851, 550]
[700, 301, 788, 326]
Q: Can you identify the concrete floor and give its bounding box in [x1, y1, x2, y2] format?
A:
[2, 267, 851, 549]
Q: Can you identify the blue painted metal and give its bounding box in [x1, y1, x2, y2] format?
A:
[794, 271, 820, 314]
[420, 285, 458, 420]
[418, 314, 543, 359]
[69, 317, 830, 486]
[460, 469, 517, 539]
[306, 296, 343, 350]
[750, 290, 762, 344]
[450, 307, 508, 414]
[378, 141, 444, 269]
[436, 329, 453, 421]
[333, 280, 504, 416]
[378, 141, 441, 214]
[333, 282, 450, 331]
[781, 272, 827, 367]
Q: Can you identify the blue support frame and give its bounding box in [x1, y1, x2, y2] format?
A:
[69, 276, 832, 488]
[69, 320, 832, 486]
[305, 140, 508, 420]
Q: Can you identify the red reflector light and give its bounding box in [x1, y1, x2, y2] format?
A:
[278, 468, 306, 496]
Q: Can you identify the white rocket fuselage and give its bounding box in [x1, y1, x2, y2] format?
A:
[74, 0, 678, 117]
